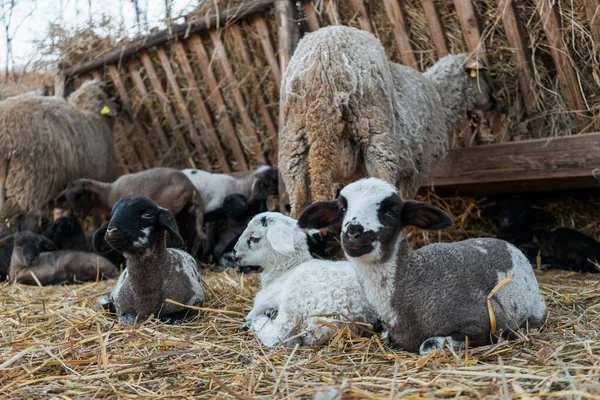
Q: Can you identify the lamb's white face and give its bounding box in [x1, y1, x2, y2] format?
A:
[233, 212, 303, 268]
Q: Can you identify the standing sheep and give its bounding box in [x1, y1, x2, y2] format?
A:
[279, 26, 495, 217]
[0, 80, 120, 228]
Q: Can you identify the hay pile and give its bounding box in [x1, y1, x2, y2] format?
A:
[1, 192, 599, 398]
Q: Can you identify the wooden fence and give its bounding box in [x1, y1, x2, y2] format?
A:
[55, 0, 600, 193]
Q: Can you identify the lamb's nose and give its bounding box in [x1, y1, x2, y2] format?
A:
[346, 224, 364, 239]
[233, 250, 241, 263]
[106, 227, 119, 238]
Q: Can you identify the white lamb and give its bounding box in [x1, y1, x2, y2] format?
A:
[233, 212, 377, 346]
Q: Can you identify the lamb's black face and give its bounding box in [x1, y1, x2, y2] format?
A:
[223, 194, 249, 222]
[104, 196, 162, 252]
[14, 232, 56, 267]
[65, 181, 94, 217]
[250, 166, 279, 200]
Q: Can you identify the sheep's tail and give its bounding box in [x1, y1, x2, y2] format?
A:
[306, 96, 345, 203]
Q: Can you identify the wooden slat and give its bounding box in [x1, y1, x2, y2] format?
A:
[107, 65, 157, 166]
[496, 0, 545, 138]
[54, 71, 66, 98]
[275, 0, 300, 74]
[351, 0, 374, 33]
[383, 0, 418, 69]
[325, 0, 341, 25]
[302, 1, 321, 32]
[452, 0, 488, 64]
[139, 53, 197, 167]
[229, 24, 279, 152]
[170, 44, 233, 172]
[536, 0, 588, 131]
[127, 60, 171, 150]
[252, 16, 282, 90]
[62, 0, 276, 77]
[189, 35, 249, 171]
[210, 31, 267, 165]
[584, 0, 600, 47]
[430, 132, 600, 195]
[421, 0, 449, 57]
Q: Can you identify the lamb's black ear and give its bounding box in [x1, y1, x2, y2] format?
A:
[40, 236, 57, 252]
[401, 200, 453, 230]
[0, 234, 14, 248]
[54, 188, 69, 207]
[297, 201, 342, 230]
[157, 208, 184, 248]
[481, 204, 500, 219]
[93, 223, 113, 253]
[204, 207, 226, 222]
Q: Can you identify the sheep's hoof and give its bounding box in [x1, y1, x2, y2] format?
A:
[265, 308, 278, 319]
[99, 295, 116, 313]
[236, 265, 261, 274]
[238, 323, 250, 333]
[118, 313, 138, 325]
[419, 336, 465, 356]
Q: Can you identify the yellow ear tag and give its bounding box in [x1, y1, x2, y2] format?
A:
[470, 69, 477, 77]
[100, 106, 110, 115]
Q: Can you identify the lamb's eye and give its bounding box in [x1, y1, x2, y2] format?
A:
[339, 205, 346, 213]
[385, 209, 398, 218]
[250, 236, 261, 244]
[141, 213, 153, 219]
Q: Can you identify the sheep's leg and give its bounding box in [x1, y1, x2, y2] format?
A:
[279, 125, 310, 218]
[419, 336, 466, 355]
[191, 190, 208, 255]
[302, 316, 340, 346]
[251, 313, 299, 347]
[15, 266, 58, 286]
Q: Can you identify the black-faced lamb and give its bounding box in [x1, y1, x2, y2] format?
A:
[94, 196, 204, 323]
[298, 178, 547, 354]
[233, 212, 377, 347]
[279, 25, 496, 217]
[0, 80, 120, 229]
[484, 195, 600, 273]
[0, 231, 118, 285]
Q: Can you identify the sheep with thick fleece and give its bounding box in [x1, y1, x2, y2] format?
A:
[279, 26, 495, 217]
[0, 80, 120, 226]
[233, 212, 377, 346]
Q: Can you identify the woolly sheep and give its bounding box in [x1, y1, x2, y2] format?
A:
[279, 26, 495, 217]
[94, 196, 204, 323]
[0, 231, 118, 285]
[298, 178, 547, 354]
[0, 80, 120, 227]
[234, 212, 377, 346]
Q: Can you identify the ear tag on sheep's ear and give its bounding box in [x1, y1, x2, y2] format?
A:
[470, 69, 477, 77]
[100, 106, 111, 115]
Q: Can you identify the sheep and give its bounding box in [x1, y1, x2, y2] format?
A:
[279, 25, 496, 218]
[484, 195, 600, 273]
[0, 230, 13, 280]
[56, 167, 206, 253]
[93, 195, 204, 323]
[181, 165, 279, 213]
[0, 231, 118, 285]
[233, 212, 377, 347]
[298, 178, 547, 354]
[0, 79, 120, 229]
[43, 216, 88, 251]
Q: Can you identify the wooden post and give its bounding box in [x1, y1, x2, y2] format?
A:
[496, 0, 545, 138]
[169, 44, 231, 172]
[584, 0, 600, 46]
[252, 16, 282, 90]
[189, 35, 249, 171]
[453, 0, 488, 64]
[383, 0, 418, 69]
[276, 0, 301, 74]
[139, 53, 198, 168]
[421, 0, 449, 57]
[210, 30, 267, 165]
[536, 0, 588, 132]
[302, 1, 321, 32]
[54, 71, 66, 98]
[324, 0, 341, 25]
[351, 0, 374, 33]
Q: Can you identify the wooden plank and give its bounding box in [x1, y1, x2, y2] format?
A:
[452, 0, 488, 64]
[301, 1, 321, 32]
[421, 0, 449, 57]
[107, 64, 157, 166]
[275, 0, 300, 74]
[536, 0, 588, 131]
[54, 71, 66, 98]
[584, 0, 600, 47]
[127, 60, 171, 150]
[383, 0, 418, 69]
[252, 16, 281, 90]
[156, 47, 213, 171]
[172, 42, 230, 172]
[325, 0, 341, 25]
[229, 24, 279, 152]
[430, 132, 600, 195]
[496, 0, 545, 138]
[351, 0, 374, 33]
[62, 0, 276, 77]
[189, 35, 249, 171]
[139, 53, 197, 168]
[210, 30, 267, 165]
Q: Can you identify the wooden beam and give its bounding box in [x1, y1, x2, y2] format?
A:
[383, 0, 418, 69]
[421, 0, 449, 57]
[54, 71, 66, 98]
[172, 42, 231, 172]
[536, 0, 588, 132]
[275, 0, 300, 74]
[229, 24, 279, 152]
[452, 0, 488, 64]
[210, 31, 267, 165]
[252, 16, 282, 90]
[301, 1, 321, 32]
[127, 60, 171, 151]
[351, 0, 374, 33]
[189, 35, 249, 171]
[62, 0, 276, 77]
[324, 0, 341, 25]
[496, 0, 545, 138]
[139, 53, 197, 168]
[584, 0, 600, 47]
[430, 132, 600, 195]
[107, 64, 157, 166]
